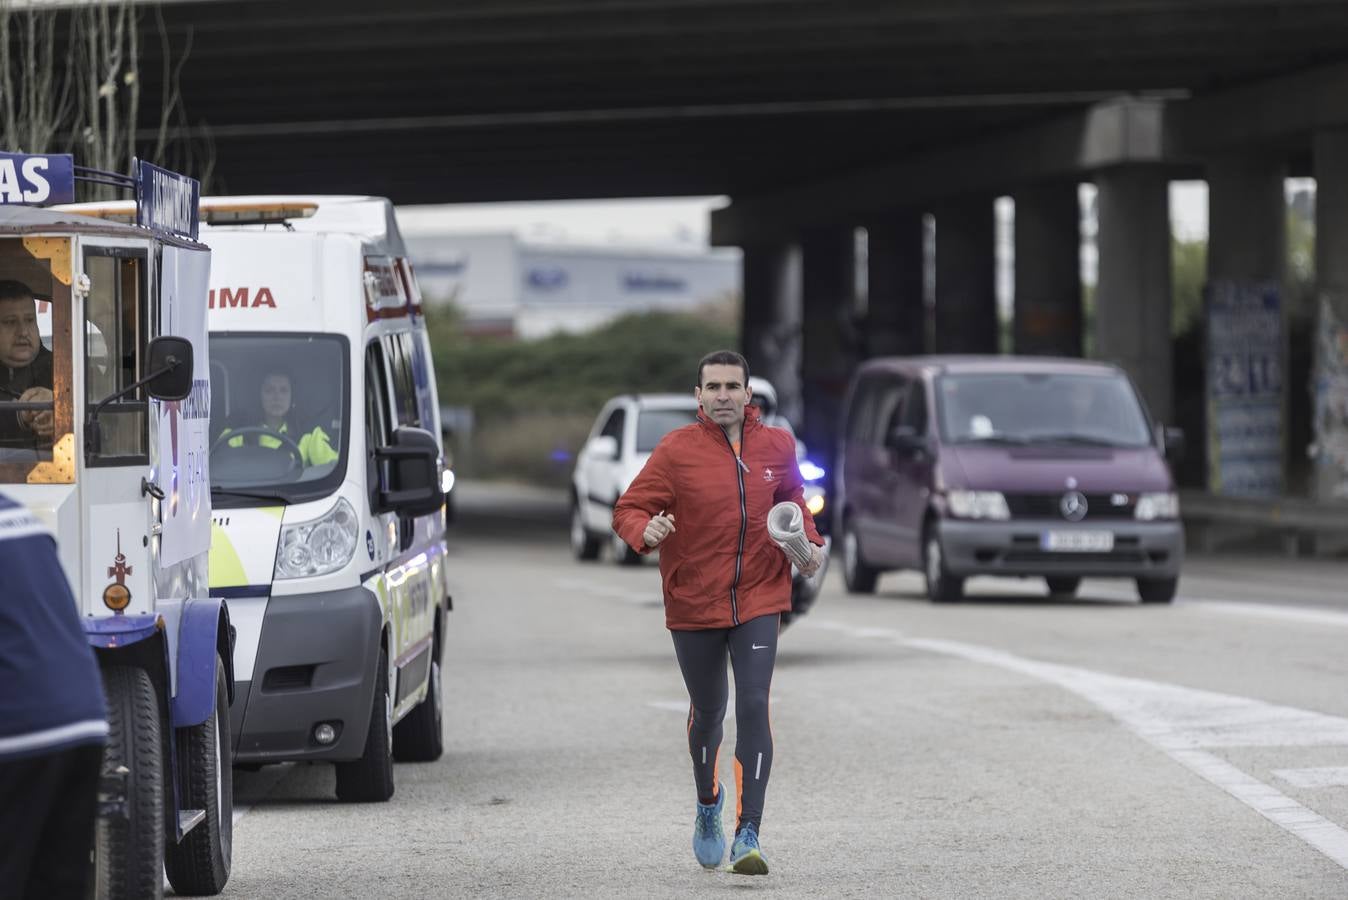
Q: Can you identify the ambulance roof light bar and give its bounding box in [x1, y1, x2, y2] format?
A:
[54, 200, 319, 228]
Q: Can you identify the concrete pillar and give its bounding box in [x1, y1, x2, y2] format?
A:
[933, 198, 997, 353]
[740, 242, 802, 424]
[866, 212, 926, 357]
[1311, 131, 1348, 501]
[1206, 154, 1287, 496]
[1013, 182, 1082, 357]
[1093, 167, 1173, 423]
[799, 225, 855, 498]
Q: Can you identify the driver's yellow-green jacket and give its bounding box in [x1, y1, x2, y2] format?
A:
[220, 422, 338, 466]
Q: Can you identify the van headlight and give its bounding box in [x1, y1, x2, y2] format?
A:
[1134, 492, 1180, 521]
[275, 497, 359, 579]
[947, 490, 1010, 520]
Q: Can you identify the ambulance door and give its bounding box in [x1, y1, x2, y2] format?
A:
[78, 240, 154, 613]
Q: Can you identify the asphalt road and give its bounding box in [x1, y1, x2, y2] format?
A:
[219, 482, 1348, 898]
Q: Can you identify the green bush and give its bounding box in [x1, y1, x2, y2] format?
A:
[429, 308, 736, 484]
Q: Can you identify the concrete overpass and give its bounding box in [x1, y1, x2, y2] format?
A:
[140, 0, 1348, 502]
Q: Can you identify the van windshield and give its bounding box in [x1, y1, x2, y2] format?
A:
[208, 334, 348, 504]
[936, 372, 1152, 448]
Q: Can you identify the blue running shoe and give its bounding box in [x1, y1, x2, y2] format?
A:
[692, 782, 726, 869]
[730, 822, 768, 875]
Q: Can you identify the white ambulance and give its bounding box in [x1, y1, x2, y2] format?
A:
[200, 197, 449, 801]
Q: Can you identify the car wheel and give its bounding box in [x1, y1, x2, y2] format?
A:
[1137, 576, 1178, 604]
[841, 521, 878, 594]
[924, 529, 963, 603]
[609, 529, 642, 566]
[1046, 576, 1081, 598]
[570, 502, 601, 561]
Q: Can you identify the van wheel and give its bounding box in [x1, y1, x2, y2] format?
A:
[570, 502, 601, 561]
[394, 615, 444, 762]
[335, 647, 395, 802]
[165, 654, 233, 896]
[1046, 576, 1081, 598]
[609, 529, 642, 566]
[841, 522, 878, 594]
[98, 666, 164, 900]
[1137, 577, 1178, 604]
[924, 531, 963, 603]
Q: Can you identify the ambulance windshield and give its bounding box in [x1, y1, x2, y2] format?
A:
[208, 334, 348, 503]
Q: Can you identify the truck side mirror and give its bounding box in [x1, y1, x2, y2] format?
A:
[145, 336, 194, 401]
[1162, 425, 1186, 463]
[373, 426, 445, 517]
[585, 435, 619, 461]
[885, 424, 924, 455]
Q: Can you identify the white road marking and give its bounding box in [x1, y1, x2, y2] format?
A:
[1274, 767, 1348, 789]
[1182, 599, 1348, 630]
[554, 577, 655, 606]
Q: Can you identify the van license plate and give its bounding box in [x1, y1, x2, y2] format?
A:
[1042, 531, 1114, 552]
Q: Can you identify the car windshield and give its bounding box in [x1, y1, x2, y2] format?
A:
[636, 407, 696, 452]
[936, 372, 1152, 448]
[208, 334, 348, 503]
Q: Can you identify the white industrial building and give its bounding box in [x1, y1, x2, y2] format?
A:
[405, 233, 740, 339]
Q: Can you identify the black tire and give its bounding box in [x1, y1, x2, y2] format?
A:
[609, 529, 642, 566]
[1046, 576, 1081, 598]
[924, 529, 963, 603]
[165, 655, 233, 896]
[570, 501, 601, 561]
[335, 646, 395, 802]
[841, 520, 879, 594]
[1137, 577, 1178, 604]
[98, 666, 165, 900]
[393, 613, 444, 762]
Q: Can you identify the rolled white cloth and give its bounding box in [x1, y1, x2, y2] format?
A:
[767, 501, 814, 569]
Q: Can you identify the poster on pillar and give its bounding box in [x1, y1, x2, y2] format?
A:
[1204, 280, 1283, 497]
[1311, 295, 1348, 501]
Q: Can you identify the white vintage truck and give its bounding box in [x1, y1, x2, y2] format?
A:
[0, 152, 233, 899]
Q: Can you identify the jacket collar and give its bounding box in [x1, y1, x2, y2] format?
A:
[695, 403, 762, 439]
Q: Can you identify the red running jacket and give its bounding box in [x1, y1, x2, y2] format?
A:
[612, 405, 823, 631]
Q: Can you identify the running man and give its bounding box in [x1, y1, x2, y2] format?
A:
[613, 349, 823, 875]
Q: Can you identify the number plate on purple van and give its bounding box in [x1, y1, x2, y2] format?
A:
[1041, 531, 1114, 552]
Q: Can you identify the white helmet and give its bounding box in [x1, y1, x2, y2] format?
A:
[748, 376, 778, 418]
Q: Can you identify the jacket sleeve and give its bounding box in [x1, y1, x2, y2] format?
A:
[772, 434, 824, 546]
[613, 440, 676, 554]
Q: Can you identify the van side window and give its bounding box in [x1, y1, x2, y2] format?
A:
[901, 381, 928, 436]
[365, 341, 392, 449]
[84, 250, 147, 463]
[872, 377, 908, 446]
[846, 378, 880, 444]
[383, 333, 420, 429]
[600, 407, 626, 457]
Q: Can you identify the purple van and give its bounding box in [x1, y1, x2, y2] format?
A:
[835, 356, 1185, 603]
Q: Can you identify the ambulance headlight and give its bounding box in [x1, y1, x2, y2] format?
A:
[275, 498, 359, 579]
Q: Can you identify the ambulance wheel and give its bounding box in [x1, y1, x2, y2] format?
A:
[335, 647, 395, 802]
[98, 665, 165, 900]
[394, 612, 444, 762]
[165, 654, 233, 896]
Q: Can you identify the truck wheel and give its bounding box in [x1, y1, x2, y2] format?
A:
[570, 502, 601, 561]
[98, 666, 165, 900]
[165, 654, 233, 896]
[394, 615, 444, 762]
[335, 646, 395, 802]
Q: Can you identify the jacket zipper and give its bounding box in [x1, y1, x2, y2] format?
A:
[719, 427, 748, 626]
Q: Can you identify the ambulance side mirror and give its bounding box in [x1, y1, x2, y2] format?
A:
[373, 426, 445, 517]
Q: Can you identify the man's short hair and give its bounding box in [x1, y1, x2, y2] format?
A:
[0, 280, 35, 304]
[696, 350, 750, 387]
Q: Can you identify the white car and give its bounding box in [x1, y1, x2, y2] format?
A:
[570, 383, 830, 624]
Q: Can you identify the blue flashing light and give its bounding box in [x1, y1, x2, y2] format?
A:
[798, 460, 826, 482]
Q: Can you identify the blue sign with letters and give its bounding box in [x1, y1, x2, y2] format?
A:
[0, 152, 75, 205]
[136, 160, 200, 241]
